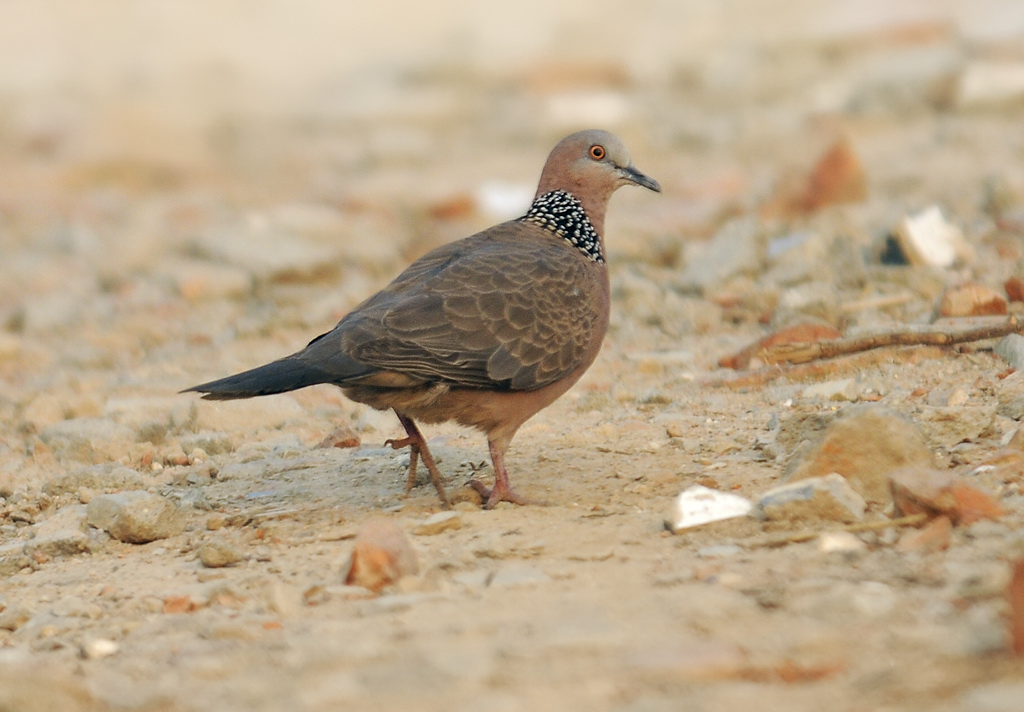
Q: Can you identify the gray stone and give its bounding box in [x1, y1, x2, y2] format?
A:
[675, 218, 763, 294]
[758, 473, 866, 524]
[995, 334, 1024, 372]
[86, 492, 184, 544]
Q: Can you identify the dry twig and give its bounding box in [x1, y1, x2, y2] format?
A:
[761, 316, 1022, 365]
[706, 345, 947, 390]
[707, 316, 1020, 390]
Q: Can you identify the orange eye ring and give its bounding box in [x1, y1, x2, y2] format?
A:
[589, 144, 606, 160]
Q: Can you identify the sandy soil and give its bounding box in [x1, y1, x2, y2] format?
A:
[2, 3, 1024, 711]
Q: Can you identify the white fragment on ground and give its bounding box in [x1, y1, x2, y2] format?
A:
[80, 638, 119, 660]
[894, 205, 971, 268]
[666, 485, 753, 533]
[818, 531, 867, 554]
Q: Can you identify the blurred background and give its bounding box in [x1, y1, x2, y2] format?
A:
[2, 0, 1024, 405]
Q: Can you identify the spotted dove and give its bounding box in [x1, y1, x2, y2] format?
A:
[184, 130, 660, 508]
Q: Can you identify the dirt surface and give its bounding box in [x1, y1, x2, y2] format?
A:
[3, 3, 1024, 711]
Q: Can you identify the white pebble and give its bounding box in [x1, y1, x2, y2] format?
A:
[667, 485, 752, 532]
[81, 638, 119, 659]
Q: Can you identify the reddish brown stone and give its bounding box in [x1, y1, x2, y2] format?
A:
[890, 466, 1005, 525]
[344, 519, 418, 593]
[937, 283, 1007, 317]
[1005, 276, 1024, 303]
[316, 425, 361, 449]
[896, 514, 952, 553]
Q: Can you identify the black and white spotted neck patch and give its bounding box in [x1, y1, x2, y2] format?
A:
[521, 190, 603, 263]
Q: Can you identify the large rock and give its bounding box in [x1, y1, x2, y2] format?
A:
[785, 405, 934, 504]
[757, 473, 866, 524]
[86, 492, 184, 544]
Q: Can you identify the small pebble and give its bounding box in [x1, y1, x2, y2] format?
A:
[206, 513, 227, 531]
[667, 485, 752, 533]
[198, 540, 244, 568]
[80, 638, 119, 659]
[818, 531, 867, 554]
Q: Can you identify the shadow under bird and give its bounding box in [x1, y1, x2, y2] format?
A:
[183, 129, 660, 508]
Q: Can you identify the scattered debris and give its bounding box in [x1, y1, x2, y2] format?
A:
[753, 514, 928, 548]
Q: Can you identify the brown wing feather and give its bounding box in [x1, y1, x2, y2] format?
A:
[301, 221, 602, 392]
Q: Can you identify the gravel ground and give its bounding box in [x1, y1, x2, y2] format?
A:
[2, 3, 1024, 711]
